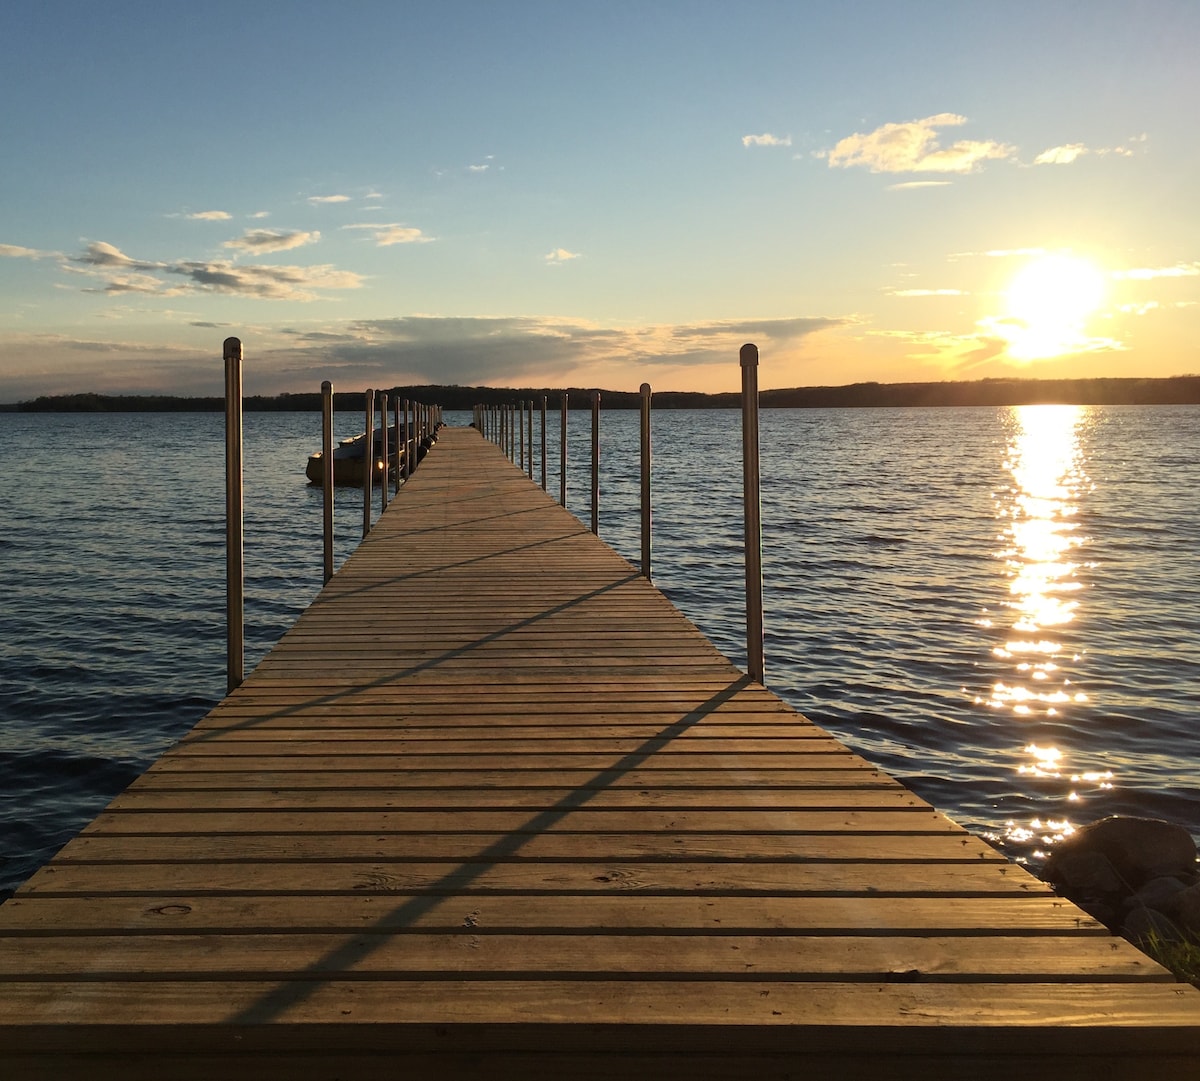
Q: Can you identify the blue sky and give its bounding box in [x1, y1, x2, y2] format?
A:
[2, 1, 1197, 400]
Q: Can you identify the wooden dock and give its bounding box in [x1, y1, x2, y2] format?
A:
[1, 425, 1197, 1079]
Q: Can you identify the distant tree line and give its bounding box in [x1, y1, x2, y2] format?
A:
[13, 376, 1200, 412]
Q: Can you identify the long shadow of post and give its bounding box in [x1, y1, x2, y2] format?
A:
[229, 673, 754, 1023]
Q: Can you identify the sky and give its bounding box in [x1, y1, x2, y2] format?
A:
[1, 1, 1198, 401]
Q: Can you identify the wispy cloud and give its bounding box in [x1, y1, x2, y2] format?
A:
[889, 288, 968, 297]
[824, 113, 1015, 174]
[1033, 143, 1088, 165]
[888, 180, 953, 191]
[248, 211, 271, 219]
[74, 241, 139, 267]
[224, 229, 320, 253]
[0, 243, 52, 259]
[307, 194, 351, 205]
[68, 241, 362, 300]
[1033, 135, 1147, 165]
[545, 248, 582, 266]
[186, 210, 232, 220]
[1112, 262, 1200, 280]
[343, 223, 433, 246]
[742, 133, 792, 148]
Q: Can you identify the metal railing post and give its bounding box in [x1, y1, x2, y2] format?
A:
[640, 382, 652, 580]
[540, 395, 548, 491]
[379, 392, 389, 512]
[518, 401, 525, 471]
[362, 388, 374, 538]
[321, 380, 334, 584]
[590, 391, 601, 534]
[223, 337, 244, 693]
[740, 343, 764, 683]
[393, 395, 402, 494]
[526, 400, 534, 479]
[400, 399, 409, 481]
[559, 393, 568, 507]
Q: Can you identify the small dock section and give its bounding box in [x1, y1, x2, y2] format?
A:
[1, 426, 1197, 1078]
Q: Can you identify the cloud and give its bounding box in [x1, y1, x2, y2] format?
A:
[742, 133, 792, 148]
[468, 163, 490, 173]
[164, 260, 362, 299]
[545, 248, 582, 265]
[343, 223, 433, 246]
[888, 180, 953, 191]
[81, 271, 187, 297]
[67, 240, 362, 300]
[307, 194, 351, 205]
[73, 241, 142, 267]
[1112, 262, 1200, 280]
[0, 243, 51, 259]
[824, 113, 1015, 174]
[889, 288, 968, 297]
[187, 210, 232, 220]
[264, 313, 851, 388]
[223, 229, 320, 252]
[249, 211, 271, 219]
[1033, 143, 1088, 165]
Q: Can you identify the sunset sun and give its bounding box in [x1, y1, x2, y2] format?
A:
[999, 254, 1108, 361]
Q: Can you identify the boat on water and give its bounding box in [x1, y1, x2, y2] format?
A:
[305, 426, 400, 486]
[305, 423, 441, 486]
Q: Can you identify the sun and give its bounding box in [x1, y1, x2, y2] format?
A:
[998, 253, 1108, 361]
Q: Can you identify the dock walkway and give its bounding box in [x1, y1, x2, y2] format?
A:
[1, 426, 1197, 1078]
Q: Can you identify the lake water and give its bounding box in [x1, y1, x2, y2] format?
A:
[1, 404, 1198, 898]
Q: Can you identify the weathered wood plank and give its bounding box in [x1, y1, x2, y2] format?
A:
[0, 933, 1158, 981]
[80, 809, 960, 835]
[54, 831, 1006, 862]
[14, 860, 1053, 897]
[123, 767, 905, 790]
[1, 979, 1197, 1038]
[0, 893, 1081, 933]
[104, 788, 930, 811]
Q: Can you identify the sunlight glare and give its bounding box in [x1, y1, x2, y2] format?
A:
[999, 254, 1107, 360]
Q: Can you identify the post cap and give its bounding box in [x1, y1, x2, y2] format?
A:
[223, 336, 242, 360]
[739, 343, 759, 368]
[640, 382, 651, 395]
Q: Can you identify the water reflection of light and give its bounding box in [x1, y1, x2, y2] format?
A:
[984, 405, 1116, 859]
[988, 406, 1088, 716]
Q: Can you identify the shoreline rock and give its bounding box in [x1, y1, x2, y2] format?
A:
[1040, 815, 1200, 948]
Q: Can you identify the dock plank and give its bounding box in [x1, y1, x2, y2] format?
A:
[0, 424, 1196, 1078]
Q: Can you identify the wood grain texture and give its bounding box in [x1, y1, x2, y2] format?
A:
[1, 424, 1196, 1076]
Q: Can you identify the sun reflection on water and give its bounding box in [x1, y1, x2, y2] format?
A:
[979, 405, 1113, 855]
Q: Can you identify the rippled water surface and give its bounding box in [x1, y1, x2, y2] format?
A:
[1, 405, 1197, 896]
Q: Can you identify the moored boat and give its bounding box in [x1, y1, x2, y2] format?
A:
[305, 426, 400, 486]
[305, 422, 443, 486]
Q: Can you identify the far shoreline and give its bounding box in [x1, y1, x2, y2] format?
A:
[4, 374, 1200, 412]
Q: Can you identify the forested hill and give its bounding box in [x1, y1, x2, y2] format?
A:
[9, 375, 1200, 412]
